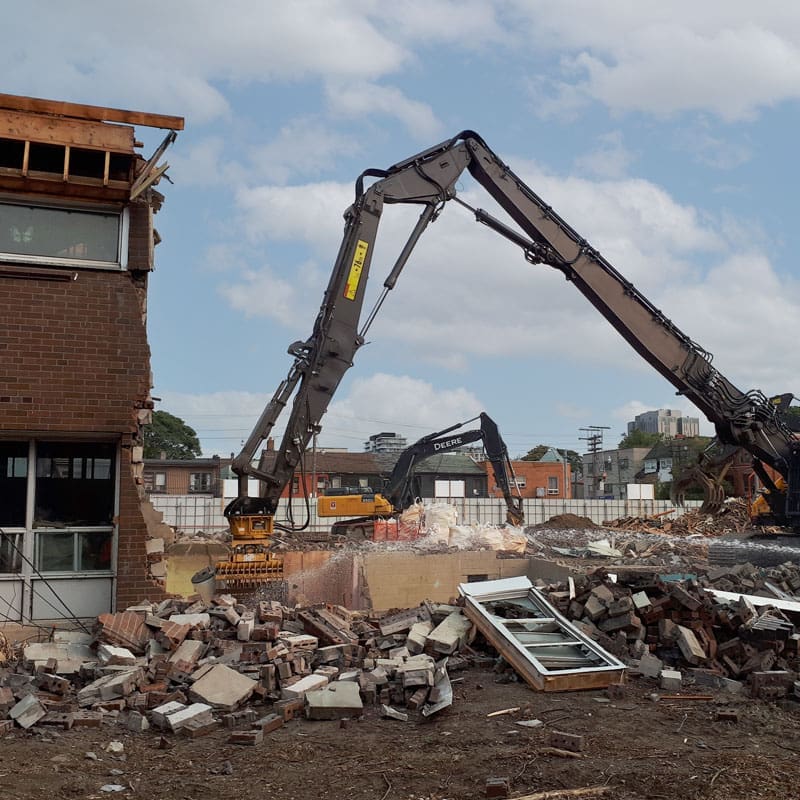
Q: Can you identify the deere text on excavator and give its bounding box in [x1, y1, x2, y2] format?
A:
[217, 130, 800, 590]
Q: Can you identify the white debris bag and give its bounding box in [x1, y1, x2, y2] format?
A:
[424, 503, 458, 528]
[447, 525, 474, 548]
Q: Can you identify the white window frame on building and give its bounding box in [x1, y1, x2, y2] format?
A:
[0, 439, 118, 622]
[189, 471, 213, 493]
[144, 470, 166, 493]
[0, 198, 129, 271]
[547, 476, 559, 495]
[434, 479, 465, 498]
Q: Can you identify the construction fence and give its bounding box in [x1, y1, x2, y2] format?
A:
[148, 494, 703, 536]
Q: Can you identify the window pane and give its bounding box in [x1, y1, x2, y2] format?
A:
[35, 442, 115, 526]
[0, 442, 27, 526]
[78, 532, 112, 571]
[0, 202, 120, 263]
[38, 533, 75, 572]
[0, 533, 22, 573]
[92, 459, 111, 480]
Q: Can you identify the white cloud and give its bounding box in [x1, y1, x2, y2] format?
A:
[234, 181, 352, 250]
[158, 374, 485, 454]
[326, 81, 443, 140]
[169, 136, 246, 187]
[513, 3, 800, 121]
[248, 119, 361, 184]
[218, 259, 326, 328]
[3, 1, 410, 122]
[216, 153, 800, 403]
[326, 373, 484, 445]
[574, 132, 637, 179]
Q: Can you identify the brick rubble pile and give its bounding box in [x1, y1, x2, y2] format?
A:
[0, 596, 473, 739]
[545, 561, 800, 699]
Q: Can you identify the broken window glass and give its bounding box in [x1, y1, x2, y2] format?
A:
[34, 442, 115, 527]
[0, 442, 27, 527]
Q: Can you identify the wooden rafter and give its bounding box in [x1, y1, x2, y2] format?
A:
[0, 93, 184, 131]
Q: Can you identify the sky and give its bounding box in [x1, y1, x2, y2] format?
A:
[6, 1, 800, 459]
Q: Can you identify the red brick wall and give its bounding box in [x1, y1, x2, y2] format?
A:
[0, 260, 166, 607]
[480, 460, 572, 499]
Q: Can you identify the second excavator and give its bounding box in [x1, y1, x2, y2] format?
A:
[317, 412, 525, 538]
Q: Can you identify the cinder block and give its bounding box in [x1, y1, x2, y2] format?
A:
[229, 729, 263, 745]
[660, 669, 682, 691]
[546, 730, 584, 753]
[485, 777, 510, 798]
[253, 713, 284, 734]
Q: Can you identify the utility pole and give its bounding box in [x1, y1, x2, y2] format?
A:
[579, 426, 610, 499]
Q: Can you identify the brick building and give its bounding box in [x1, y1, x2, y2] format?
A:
[0, 93, 183, 622]
[480, 459, 571, 500]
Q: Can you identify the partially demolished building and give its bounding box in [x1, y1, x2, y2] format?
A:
[0, 93, 183, 622]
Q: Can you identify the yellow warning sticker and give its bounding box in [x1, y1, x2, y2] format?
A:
[344, 239, 369, 300]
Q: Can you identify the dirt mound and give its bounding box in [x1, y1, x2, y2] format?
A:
[532, 513, 598, 530]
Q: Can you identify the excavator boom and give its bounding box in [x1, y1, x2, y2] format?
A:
[223, 130, 799, 588]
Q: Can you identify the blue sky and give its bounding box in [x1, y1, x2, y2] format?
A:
[7, 2, 800, 458]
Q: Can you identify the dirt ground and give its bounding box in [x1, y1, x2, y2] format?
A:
[4, 668, 800, 800]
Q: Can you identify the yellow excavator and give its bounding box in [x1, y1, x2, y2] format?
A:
[317, 412, 525, 538]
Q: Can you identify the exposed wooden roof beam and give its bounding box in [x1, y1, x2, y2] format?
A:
[0, 93, 184, 131]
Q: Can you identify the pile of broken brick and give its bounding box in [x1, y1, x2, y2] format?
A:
[0, 596, 474, 742]
[545, 561, 800, 701]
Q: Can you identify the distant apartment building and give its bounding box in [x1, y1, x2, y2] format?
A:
[364, 432, 408, 454]
[627, 409, 699, 438]
[581, 447, 652, 499]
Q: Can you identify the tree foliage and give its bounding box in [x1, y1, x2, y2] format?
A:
[144, 410, 202, 459]
[521, 444, 582, 472]
[618, 429, 662, 450]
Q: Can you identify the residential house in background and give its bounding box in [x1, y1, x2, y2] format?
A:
[481, 458, 571, 500]
[143, 455, 228, 497]
[641, 437, 712, 484]
[0, 92, 183, 621]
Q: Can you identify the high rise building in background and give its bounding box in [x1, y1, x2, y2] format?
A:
[364, 432, 408, 453]
[627, 409, 700, 438]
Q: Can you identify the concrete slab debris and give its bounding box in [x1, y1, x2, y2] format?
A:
[188, 665, 256, 711]
[305, 681, 363, 720]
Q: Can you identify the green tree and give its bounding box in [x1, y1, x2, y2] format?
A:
[144, 410, 202, 459]
[521, 444, 582, 472]
[618, 429, 662, 450]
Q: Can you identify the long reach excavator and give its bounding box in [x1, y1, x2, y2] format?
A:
[217, 131, 799, 591]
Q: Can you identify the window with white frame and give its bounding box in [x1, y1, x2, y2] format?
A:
[0, 200, 127, 269]
[547, 476, 559, 494]
[189, 472, 212, 493]
[144, 471, 166, 492]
